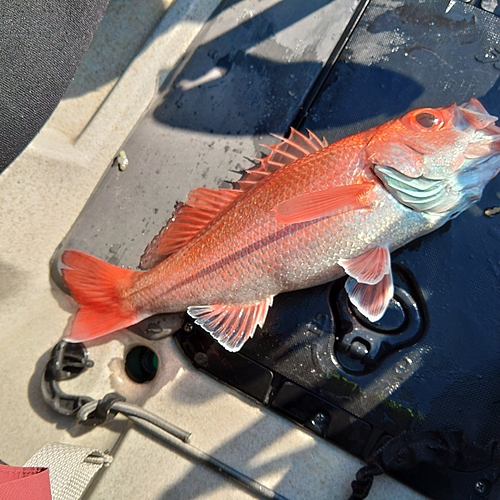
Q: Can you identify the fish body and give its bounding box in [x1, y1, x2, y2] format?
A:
[132, 131, 428, 307]
[62, 99, 500, 351]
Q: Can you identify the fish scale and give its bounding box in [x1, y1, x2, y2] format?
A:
[133, 140, 370, 304]
[130, 134, 424, 309]
[61, 98, 500, 351]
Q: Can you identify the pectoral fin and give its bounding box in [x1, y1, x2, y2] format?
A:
[272, 182, 373, 225]
[187, 297, 273, 352]
[339, 245, 393, 321]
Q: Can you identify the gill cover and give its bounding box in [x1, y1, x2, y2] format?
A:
[371, 99, 500, 216]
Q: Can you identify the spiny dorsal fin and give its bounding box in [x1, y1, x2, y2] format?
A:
[141, 129, 327, 269]
[140, 187, 241, 269]
[234, 128, 327, 191]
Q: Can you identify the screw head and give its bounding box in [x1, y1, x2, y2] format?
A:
[474, 479, 490, 497]
[183, 322, 194, 333]
[311, 412, 328, 429]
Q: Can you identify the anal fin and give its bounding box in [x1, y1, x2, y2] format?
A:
[187, 297, 274, 352]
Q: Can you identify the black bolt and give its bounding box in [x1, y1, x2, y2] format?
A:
[194, 352, 208, 367]
[349, 341, 369, 359]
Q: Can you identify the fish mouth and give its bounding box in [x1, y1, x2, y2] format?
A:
[458, 98, 500, 157]
[457, 98, 500, 133]
[464, 127, 500, 159]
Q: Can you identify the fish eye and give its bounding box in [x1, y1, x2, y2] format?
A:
[415, 112, 439, 128]
[402, 108, 446, 131]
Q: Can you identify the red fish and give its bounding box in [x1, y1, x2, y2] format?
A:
[62, 98, 500, 351]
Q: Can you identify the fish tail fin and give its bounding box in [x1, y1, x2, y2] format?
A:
[61, 250, 141, 342]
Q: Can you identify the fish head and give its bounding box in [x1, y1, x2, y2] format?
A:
[367, 98, 500, 218]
